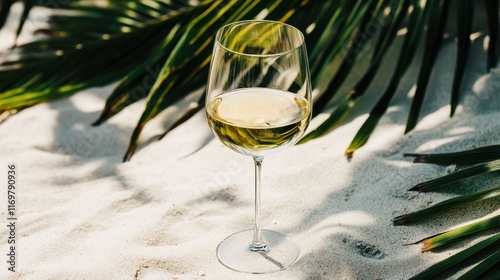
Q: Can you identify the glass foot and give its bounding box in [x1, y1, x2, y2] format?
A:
[216, 229, 299, 274]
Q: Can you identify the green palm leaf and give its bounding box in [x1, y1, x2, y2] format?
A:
[1, 0, 77, 44]
[344, 0, 429, 157]
[393, 187, 500, 225]
[450, 0, 473, 117]
[2, 0, 498, 162]
[0, 18, 179, 109]
[457, 249, 500, 280]
[409, 159, 500, 192]
[409, 233, 500, 280]
[121, 0, 300, 161]
[0, 1, 199, 109]
[405, 144, 500, 165]
[1, 2, 499, 279]
[92, 20, 189, 125]
[312, 0, 383, 117]
[301, 0, 346, 70]
[485, 0, 499, 71]
[300, 0, 412, 143]
[414, 215, 500, 252]
[307, 0, 361, 79]
[403, 144, 500, 279]
[405, 0, 450, 134]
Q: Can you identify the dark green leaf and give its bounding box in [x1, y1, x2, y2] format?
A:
[393, 187, 500, 225]
[300, 0, 410, 143]
[405, 144, 500, 165]
[405, 0, 450, 133]
[123, 0, 298, 161]
[344, 0, 429, 157]
[415, 215, 500, 252]
[409, 159, 500, 192]
[0, 3, 197, 110]
[312, 0, 381, 117]
[93, 21, 189, 125]
[409, 233, 500, 280]
[457, 249, 500, 280]
[450, 0, 473, 117]
[485, 0, 499, 71]
[308, 0, 359, 79]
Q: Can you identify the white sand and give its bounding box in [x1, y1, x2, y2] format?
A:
[1, 4, 500, 280]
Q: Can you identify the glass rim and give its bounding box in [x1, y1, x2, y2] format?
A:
[215, 20, 305, 58]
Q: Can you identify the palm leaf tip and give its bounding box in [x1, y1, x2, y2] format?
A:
[123, 145, 137, 162]
[92, 111, 111, 126]
[419, 214, 500, 252]
[344, 131, 370, 159]
[410, 232, 441, 252]
[404, 153, 430, 163]
[392, 215, 409, 226]
[421, 240, 434, 252]
[408, 182, 427, 192]
[417, 237, 439, 252]
[345, 149, 354, 160]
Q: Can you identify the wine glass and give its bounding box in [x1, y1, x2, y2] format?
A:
[206, 20, 312, 274]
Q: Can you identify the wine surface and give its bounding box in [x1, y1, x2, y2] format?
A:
[207, 88, 310, 157]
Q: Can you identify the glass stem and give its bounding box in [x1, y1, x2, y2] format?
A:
[250, 156, 269, 252]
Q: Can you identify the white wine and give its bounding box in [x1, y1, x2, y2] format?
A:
[207, 88, 311, 157]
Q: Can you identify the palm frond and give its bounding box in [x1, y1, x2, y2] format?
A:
[409, 159, 500, 192]
[409, 233, 500, 280]
[308, 0, 364, 83]
[405, 0, 450, 133]
[312, 0, 385, 117]
[457, 249, 500, 280]
[485, 0, 499, 71]
[299, 1, 345, 66]
[0, 1, 201, 109]
[0, 21, 180, 109]
[393, 187, 500, 225]
[405, 144, 500, 165]
[1, 0, 498, 162]
[299, 0, 411, 143]
[403, 144, 500, 279]
[450, 0, 473, 117]
[414, 215, 500, 252]
[122, 0, 302, 161]
[92, 20, 188, 125]
[1, 2, 499, 278]
[344, 0, 429, 157]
